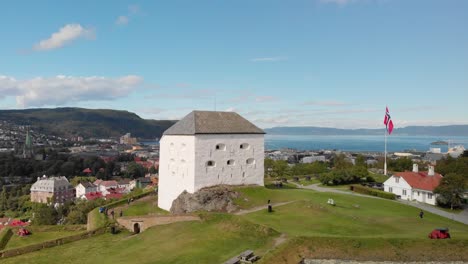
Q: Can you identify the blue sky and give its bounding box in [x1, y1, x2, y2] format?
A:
[0, 0, 467, 129]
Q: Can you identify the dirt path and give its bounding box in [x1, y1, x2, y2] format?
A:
[234, 201, 296, 215]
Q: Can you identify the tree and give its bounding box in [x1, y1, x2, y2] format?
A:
[264, 158, 275, 178]
[332, 154, 353, 170]
[434, 173, 467, 210]
[32, 203, 58, 225]
[125, 162, 145, 179]
[272, 160, 290, 178]
[355, 155, 366, 167]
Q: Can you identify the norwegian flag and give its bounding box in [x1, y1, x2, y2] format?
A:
[384, 106, 394, 134]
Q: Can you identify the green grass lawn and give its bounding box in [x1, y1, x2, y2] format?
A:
[1, 214, 278, 264]
[121, 195, 169, 217]
[237, 188, 468, 239]
[3, 186, 468, 263]
[5, 225, 86, 250]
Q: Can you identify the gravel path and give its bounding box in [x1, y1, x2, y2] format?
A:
[297, 183, 468, 225]
[234, 201, 296, 215]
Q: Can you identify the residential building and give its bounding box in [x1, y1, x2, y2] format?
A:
[117, 179, 132, 193]
[30, 176, 75, 204]
[120, 133, 138, 145]
[94, 180, 119, 195]
[75, 182, 98, 199]
[383, 164, 443, 205]
[158, 111, 265, 211]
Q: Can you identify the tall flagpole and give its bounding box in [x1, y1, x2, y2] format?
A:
[384, 127, 387, 175]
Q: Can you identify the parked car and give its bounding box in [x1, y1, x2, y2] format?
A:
[428, 228, 450, 239]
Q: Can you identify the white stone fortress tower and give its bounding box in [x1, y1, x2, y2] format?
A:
[158, 111, 265, 211]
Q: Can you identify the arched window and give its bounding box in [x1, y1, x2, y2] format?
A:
[215, 143, 226, 151]
[206, 160, 216, 167]
[240, 143, 250, 149]
[246, 158, 255, 165]
[227, 159, 235, 166]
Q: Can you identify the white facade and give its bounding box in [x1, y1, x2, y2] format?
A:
[383, 175, 437, 205]
[158, 134, 264, 211]
[75, 183, 97, 199]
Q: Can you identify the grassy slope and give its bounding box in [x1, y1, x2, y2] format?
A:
[121, 196, 168, 217]
[3, 186, 468, 263]
[5, 225, 86, 250]
[1, 214, 277, 264]
[260, 237, 468, 263]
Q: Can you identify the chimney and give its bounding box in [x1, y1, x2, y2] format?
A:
[428, 165, 435, 176]
[412, 164, 419, 173]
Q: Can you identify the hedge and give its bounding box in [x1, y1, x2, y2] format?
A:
[350, 185, 396, 200]
[0, 228, 13, 250]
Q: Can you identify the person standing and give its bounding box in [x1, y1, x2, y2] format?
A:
[419, 210, 424, 219]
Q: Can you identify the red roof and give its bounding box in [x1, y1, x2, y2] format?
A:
[83, 168, 92, 173]
[85, 192, 103, 200]
[395, 171, 443, 191]
[10, 219, 28, 226]
[105, 193, 123, 200]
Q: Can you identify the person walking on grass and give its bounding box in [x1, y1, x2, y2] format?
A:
[419, 210, 424, 219]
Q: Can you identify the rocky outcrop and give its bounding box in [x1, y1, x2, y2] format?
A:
[170, 185, 239, 214]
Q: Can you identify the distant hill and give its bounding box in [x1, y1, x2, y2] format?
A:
[0, 108, 176, 139]
[264, 125, 468, 136]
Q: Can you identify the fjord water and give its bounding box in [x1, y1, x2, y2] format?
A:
[265, 135, 468, 152]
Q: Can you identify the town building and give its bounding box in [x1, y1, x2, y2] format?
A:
[158, 111, 265, 211]
[75, 182, 98, 199]
[383, 164, 443, 205]
[30, 176, 75, 204]
[120, 133, 138, 145]
[94, 180, 119, 195]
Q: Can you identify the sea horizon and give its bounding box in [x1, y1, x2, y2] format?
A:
[264, 134, 468, 153]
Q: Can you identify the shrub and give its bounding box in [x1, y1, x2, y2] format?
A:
[350, 185, 396, 200]
[0, 228, 13, 250]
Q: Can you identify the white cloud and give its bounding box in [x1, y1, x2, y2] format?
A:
[225, 107, 237, 112]
[303, 100, 348, 106]
[128, 5, 140, 14]
[0, 75, 142, 107]
[255, 96, 277, 102]
[0, 76, 20, 97]
[33, 24, 95, 51]
[251, 57, 288, 62]
[115, 5, 141, 26]
[115, 16, 129, 25]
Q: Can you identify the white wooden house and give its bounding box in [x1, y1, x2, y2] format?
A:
[383, 164, 443, 205]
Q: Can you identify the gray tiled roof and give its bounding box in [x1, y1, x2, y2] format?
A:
[80, 181, 96, 188]
[163, 111, 265, 135]
[31, 176, 73, 192]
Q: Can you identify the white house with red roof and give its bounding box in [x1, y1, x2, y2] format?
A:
[93, 180, 119, 196]
[383, 164, 443, 205]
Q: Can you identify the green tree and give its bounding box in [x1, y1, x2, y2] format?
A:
[32, 203, 58, 225]
[332, 154, 353, 170]
[273, 160, 290, 178]
[264, 158, 275, 178]
[0, 186, 8, 211]
[125, 162, 146, 179]
[434, 173, 467, 210]
[355, 155, 366, 167]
